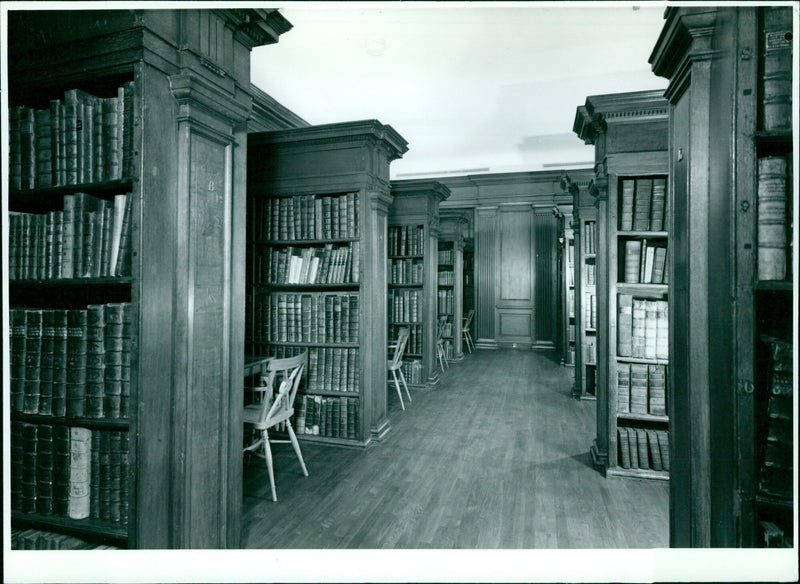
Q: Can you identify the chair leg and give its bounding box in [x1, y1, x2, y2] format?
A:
[392, 369, 405, 410]
[443, 345, 449, 368]
[262, 428, 277, 502]
[438, 344, 445, 373]
[398, 367, 411, 403]
[286, 423, 308, 477]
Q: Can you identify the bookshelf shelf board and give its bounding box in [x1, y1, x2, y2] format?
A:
[616, 356, 670, 366]
[9, 179, 134, 213]
[755, 280, 793, 292]
[261, 341, 360, 348]
[585, 253, 596, 258]
[606, 467, 669, 481]
[564, 363, 575, 368]
[388, 283, 424, 288]
[10, 412, 130, 430]
[401, 352, 422, 357]
[617, 412, 669, 423]
[9, 277, 133, 288]
[297, 434, 367, 448]
[755, 130, 793, 147]
[617, 230, 669, 239]
[389, 255, 423, 260]
[390, 321, 423, 326]
[11, 510, 129, 542]
[301, 389, 360, 398]
[586, 362, 597, 367]
[255, 283, 359, 291]
[438, 284, 454, 288]
[586, 328, 596, 333]
[581, 394, 597, 401]
[438, 263, 454, 267]
[755, 493, 793, 511]
[254, 237, 360, 246]
[616, 283, 669, 294]
[441, 335, 453, 339]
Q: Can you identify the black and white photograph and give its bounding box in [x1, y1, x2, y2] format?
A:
[1, 1, 798, 582]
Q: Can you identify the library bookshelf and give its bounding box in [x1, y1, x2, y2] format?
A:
[246, 121, 409, 446]
[574, 90, 670, 481]
[387, 180, 450, 387]
[651, 5, 794, 546]
[560, 209, 576, 368]
[572, 187, 598, 399]
[7, 8, 288, 549]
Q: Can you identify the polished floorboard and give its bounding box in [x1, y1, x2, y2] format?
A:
[241, 349, 669, 549]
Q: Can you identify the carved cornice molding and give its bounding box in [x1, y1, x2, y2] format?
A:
[253, 120, 409, 162]
[574, 89, 669, 145]
[368, 189, 395, 216]
[214, 9, 293, 49]
[588, 177, 608, 203]
[170, 72, 251, 138]
[249, 83, 310, 131]
[650, 7, 720, 102]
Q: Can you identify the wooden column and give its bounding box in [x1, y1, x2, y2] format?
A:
[475, 207, 498, 348]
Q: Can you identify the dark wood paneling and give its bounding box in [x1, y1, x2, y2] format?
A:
[499, 208, 533, 302]
[533, 209, 558, 348]
[475, 207, 497, 347]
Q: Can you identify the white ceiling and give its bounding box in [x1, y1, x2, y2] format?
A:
[251, 2, 669, 179]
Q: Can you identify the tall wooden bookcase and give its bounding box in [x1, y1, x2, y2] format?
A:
[246, 121, 409, 445]
[651, 6, 795, 547]
[439, 213, 469, 360]
[463, 241, 475, 350]
[387, 180, 451, 386]
[6, 9, 289, 550]
[572, 186, 598, 399]
[574, 90, 670, 480]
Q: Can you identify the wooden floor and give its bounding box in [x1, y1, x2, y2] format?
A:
[241, 349, 669, 549]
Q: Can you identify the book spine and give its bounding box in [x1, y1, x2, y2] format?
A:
[19, 106, 36, 190]
[115, 193, 134, 276]
[103, 97, 121, 181]
[20, 423, 38, 513]
[633, 179, 653, 231]
[10, 106, 23, 190]
[52, 310, 69, 417]
[39, 310, 55, 416]
[66, 309, 88, 418]
[11, 309, 28, 412]
[68, 427, 91, 519]
[617, 362, 631, 414]
[36, 424, 55, 515]
[52, 425, 70, 516]
[24, 309, 44, 414]
[123, 81, 135, 178]
[35, 108, 53, 189]
[62, 195, 75, 279]
[10, 423, 24, 510]
[757, 156, 788, 280]
[86, 304, 106, 418]
[93, 101, 104, 183]
[760, 7, 793, 131]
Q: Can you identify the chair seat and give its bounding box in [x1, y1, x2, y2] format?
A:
[243, 403, 265, 426]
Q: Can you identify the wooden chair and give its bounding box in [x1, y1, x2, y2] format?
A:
[243, 352, 308, 502]
[388, 326, 411, 410]
[437, 315, 449, 372]
[462, 309, 475, 353]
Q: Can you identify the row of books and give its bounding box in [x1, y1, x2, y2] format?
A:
[584, 336, 597, 366]
[399, 358, 425, 385]
[8, 192, 133, 281]
[390, 258, 424, 285]
[617, 427, 670, 472]
[9, 83, 134, 191]
[585, 294, 596, 329]
[567, 241, 575, 265]
[566, 347, 576, 366]
[389, 289, 422, 324]
[567, 289, 575, 319]
[293, 394, 360, 439]
[389, 225, 425, 257]
[10, 424, 130, 524]
[438, 288, 454, 316]
[585, 263, 596, 286]
[437, 270, 455, 286]
[10, 303, 132, 420]
[584, 221, 597, 254]
[437, 248, 455, 265]
[267, 344, 361, 394]
[256, 242, 360, 285]
[617, 363, 667, 417]
[567, 324, 576, 343]
[619, 178, 668, 232]
[441, 340, 454, 360]
[11, 528, 118, 550]
[617, 296, 669, 360]
[250, 293, 360, 345]
[440, 321, 454, 338]
[622, 240, 668, 284]
[757, 156, 792, 281]
[758, 339, 792, 501]
[251, 193, 360, 242]
[760, 7, 793, 132]
[389, 324, 423, 355]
